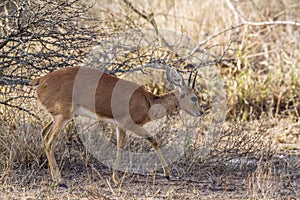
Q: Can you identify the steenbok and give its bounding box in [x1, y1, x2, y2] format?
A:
[30, 66, 202, 186]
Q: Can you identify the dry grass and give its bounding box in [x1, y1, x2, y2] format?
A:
[1, 0, 300, 199]
[1, 104, 299, 199]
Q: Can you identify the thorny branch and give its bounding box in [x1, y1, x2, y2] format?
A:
[185, 20, 300, 61]
[2, 0, 299, 120]
[0, 0, 100, 117]
[121, 0, 173, 50]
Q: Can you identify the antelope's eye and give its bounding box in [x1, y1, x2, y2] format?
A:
[191, 96, 197, 102]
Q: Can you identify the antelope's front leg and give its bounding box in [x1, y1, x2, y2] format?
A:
[125, 125, 170, 179]
[112, 126, 126, 184]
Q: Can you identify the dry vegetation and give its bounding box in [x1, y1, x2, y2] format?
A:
[1, 0, 300, 199]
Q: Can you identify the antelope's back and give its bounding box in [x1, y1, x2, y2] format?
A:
[35, 67, 151, 122]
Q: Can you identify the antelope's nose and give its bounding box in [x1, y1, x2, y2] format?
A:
[195, 110, 203, 117]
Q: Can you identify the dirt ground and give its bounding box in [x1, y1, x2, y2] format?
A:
[1, 148, 299, 200]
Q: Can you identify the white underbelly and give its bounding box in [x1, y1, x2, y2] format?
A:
[74, 106, 118, 125]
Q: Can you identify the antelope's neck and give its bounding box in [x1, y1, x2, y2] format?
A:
[152, 90, 180, 116]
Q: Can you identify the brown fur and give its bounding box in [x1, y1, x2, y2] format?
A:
[34, 67, 180, 125]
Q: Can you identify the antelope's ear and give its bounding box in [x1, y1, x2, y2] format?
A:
[166, 66, 186, 87]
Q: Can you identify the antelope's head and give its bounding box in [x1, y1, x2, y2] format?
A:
[166, 66, 203, 117]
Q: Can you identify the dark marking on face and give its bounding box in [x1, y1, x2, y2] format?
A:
[191, 96, 197, 102]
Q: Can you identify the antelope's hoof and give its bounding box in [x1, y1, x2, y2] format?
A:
[58, 183, 68, 188]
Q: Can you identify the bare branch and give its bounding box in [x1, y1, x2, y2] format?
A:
[0, 101, 40, 120]
[121, 0, 158, 34]
[185, 20, 300, 60]
[0, 0, 101, 117]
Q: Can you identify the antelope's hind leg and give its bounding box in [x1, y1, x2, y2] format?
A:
[42, 114, 70, 186]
